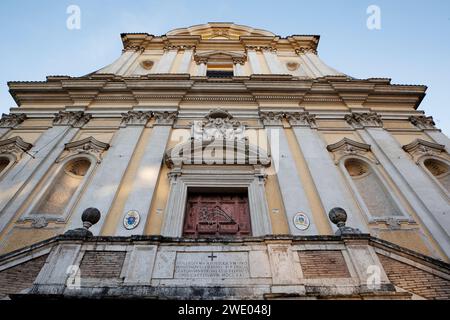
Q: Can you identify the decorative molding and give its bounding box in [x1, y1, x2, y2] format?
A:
[259, 111, 284, 126]
[31, 216, 49, 229]
[245, 46, 277, 53]
[192, 108, 245, 141]
[402, 139, 447, 164]
[140, 60, 154, 70]
[327, 137, 377, 164]
[286, 62, 300, 71]
[194, 56, 209, 65]
[53, 111, 91, 127]
[163, 45, 195, 52]
[194, 50, 246, 65]
[0, 136, 33, 161]
[57, 136, 110, 163]
[122, 45, 146, 53]
[232, 56, 246, 65]
[409, 115, 436, 130]
[154, 111, 178, 125]
[345, 112, 383, 128]
[285, 112, 316, 128]
[120, 111, 152, 126]
[165, 138, 271, 169]
[295, 47, 317, 55]
[0, 113, 27, 128]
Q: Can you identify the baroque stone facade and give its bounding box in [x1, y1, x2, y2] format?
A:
[0, 23, 449, 300]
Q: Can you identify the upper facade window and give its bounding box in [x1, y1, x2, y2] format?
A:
[424, 158, 450, 194]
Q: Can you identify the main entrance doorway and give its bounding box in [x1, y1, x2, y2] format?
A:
[183, 190, 251, 237]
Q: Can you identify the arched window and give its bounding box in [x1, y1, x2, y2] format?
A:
[0, 156, 10, 175]
[32, 158, 92, 215]
[423, 158, 450, 193]
[344, 158, 402, 218]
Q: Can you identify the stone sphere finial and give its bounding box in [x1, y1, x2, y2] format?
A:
[328, 207, 347, 228]
[328, 207, 361, 236]
[81, 207, 101, 230]
[64, 208, 101, 237]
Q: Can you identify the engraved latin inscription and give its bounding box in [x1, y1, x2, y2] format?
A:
[174, 252, 249, 279]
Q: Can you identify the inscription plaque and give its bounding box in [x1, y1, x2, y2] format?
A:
[174, 252, 250, 279]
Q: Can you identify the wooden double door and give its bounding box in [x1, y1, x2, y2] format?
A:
[183, 192, 251, 237]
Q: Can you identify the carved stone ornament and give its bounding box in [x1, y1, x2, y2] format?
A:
[402, 139, 448, 164]
[192, 108, 245, 141]
[57, 136, 110, 163]
[120, 111, 152, 126]
[154, 111, 178, 125]
[194, 51, 246, 65]
[285, 112, 317, 128]
[165, 138, 271, 168]
[53, 111, 92, 128]
[344, 112, 383, 128]
[31, 216, 48, 229]
[326, 137, 377, 164]
[0, 113, 27, 128]
[409, 115, 436, 130]
[259, 111, 284, 126]
[295, 47, 317, 55]
[286, 62, 300, 71]
[0, 136, 33, 161]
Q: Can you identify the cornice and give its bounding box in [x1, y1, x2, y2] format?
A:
[8, 77, 428, 110]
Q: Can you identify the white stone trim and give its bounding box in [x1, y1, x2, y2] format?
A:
[160, 165, 272, 237]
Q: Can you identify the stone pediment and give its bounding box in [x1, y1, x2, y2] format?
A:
[194, 50, 247, 65]
[165, 138, 271, 168]
[402, 139, 447, 163]
[0, 136, 33, 160]
[57, 136, 110, 163]
[327, 138, 376, 164]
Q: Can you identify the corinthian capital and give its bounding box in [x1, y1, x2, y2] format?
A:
[53, 111, 91, 127]
[120, 111, 152, 126]
[154, 111, 178, 125]
[409, 115, 436, 130]
[260, 111, 284, 126]
[345, 112, 383, 128]
[285, 112, 317, 128]
[0, 113, 27, 128]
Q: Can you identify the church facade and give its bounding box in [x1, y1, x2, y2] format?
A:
[0, 23, 449, 300]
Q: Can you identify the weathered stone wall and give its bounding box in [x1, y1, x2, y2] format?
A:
[79, 251, 126, 279]
[0, 254, 48, 298]
[378, 254, 450, 300]
[298, 250, 351, 279]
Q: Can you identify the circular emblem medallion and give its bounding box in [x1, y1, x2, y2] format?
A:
[123, 210, 140, 230]
[293, 212, 310, 231]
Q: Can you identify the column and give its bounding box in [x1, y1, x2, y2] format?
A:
[261, 112, 318, 235]
[178, 48, 194, 74]
[232, 57, 245, 76]
[116, 49, 142, 75]
[0, 112, 91, 234]
[247, 48, 262, 74]
[289, 113, 368, 233]
[100, 50, 136, 74]
[195, 57, 207, 76]
[262, 49, 285, 74]
[115, 112, 175, 236]
[153, 47, 178, 73]
[359, 126, 450, 257]
[66, 111, 152, 235]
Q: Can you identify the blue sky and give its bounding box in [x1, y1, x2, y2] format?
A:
[0, 0, 449, 134]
